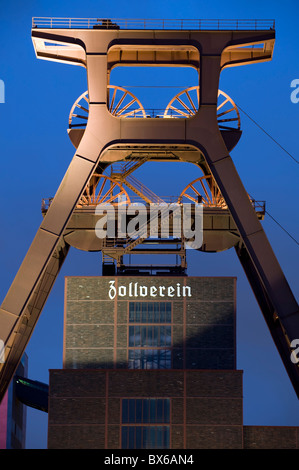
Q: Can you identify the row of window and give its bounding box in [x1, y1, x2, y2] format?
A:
[129, 325, 171, 347]
[121, 426, 170, 449]
[122, 398, 170, 424]
[128, 302, 172, 370]
[129, 302, 172, 324]
[119, 305, 171, 447]
[69, 302, 173, 369]
[128, 349, 171, 369]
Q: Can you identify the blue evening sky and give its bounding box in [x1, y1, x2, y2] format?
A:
[0, 0, 298, 449]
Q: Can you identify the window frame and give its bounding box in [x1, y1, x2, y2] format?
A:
[127, 301, 173, 369]
[121, 398, 171, 449]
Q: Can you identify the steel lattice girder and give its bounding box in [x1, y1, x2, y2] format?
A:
[0, 24, 298, 403]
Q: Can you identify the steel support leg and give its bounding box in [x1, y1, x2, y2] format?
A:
[0, 120, 110, 402]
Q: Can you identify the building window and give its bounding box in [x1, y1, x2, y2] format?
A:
[128, 325, 171, 347]
[128, 302, 172, 369]
[129, 302, 171, 323]
[121, 426, 170, 449]
[122, 398, 170, 423]
[121, 399, 170, 449]
[128, 349, 171, 369]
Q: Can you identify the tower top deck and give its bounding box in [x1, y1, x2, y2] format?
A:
[31, 17, 275, 72]
[32, 17, 275, 31]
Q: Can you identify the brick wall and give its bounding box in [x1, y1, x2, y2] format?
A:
[243, 426, 299, 449]
[48, 369, 243, 449]
[47, 275, 299, 449]
[63, 276, 236, 370]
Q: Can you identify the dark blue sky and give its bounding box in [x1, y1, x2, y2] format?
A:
[0, 0, 298, 449]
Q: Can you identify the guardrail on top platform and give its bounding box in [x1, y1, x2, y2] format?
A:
[32, 17, 275, 31]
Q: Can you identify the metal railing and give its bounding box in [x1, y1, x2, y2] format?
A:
[125, 174, 165, 204]
[69, 109, 195, 127]
[251, 199, 266, 215]
[42, 196, 265, 213]
[32, 17, 275, 31]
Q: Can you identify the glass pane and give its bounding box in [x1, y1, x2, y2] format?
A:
[135, 303, 141, 322]
[166, 303, 171, 322]
[143, 426, 156, 449]
[129, 426, 135, 448]
[155, 327, 160, 345]
[164, 399, 170, 423]
[148, 302, 153, 321]
[128, 350, 135, 369]
[166, 326, 171, 345]
[128, 326, 134, 346]
[149, 399, 156, 423]
[122, 399, 128, 423]
[147, 327, 153, 346]
[135, 427, 142, 449]
[129, 302, 135, 322]
[161, 302, 166, 322]
[160, 350, 171, 369]
[154, 303, 159, 322]
[141, 327, 147, 346]
[156, 399, 163, 422]
[149, 350, 157, 369]
[135, 399, 142, 424]
[136, 326, 141, 347]
[159, 326, 164, 346]
[142, 426, 148, 449]
[141, 303, 147, 322]
[165, 326, 172, 346]
[150, 426, 156, 447]
[143, 399, 149, 423]
[154, 350, 162, 369]
[129, 399, 136, 423]
[164, 426, 170, 448]
[156, 426, 162, 448]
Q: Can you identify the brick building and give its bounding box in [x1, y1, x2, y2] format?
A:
[47, 276, 299, 449]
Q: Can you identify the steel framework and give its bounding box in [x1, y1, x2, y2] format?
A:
[0, 18, 298, 403]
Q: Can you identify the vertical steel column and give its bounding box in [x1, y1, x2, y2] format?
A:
[189, 47, 299, 397]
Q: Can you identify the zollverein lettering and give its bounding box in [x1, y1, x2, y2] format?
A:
[108, 280, 191, 300]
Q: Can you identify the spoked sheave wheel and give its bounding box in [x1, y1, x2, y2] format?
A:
[108, 86, 146, 118]
[69, 86, 146, 129]
[77, 174, 131, 207]
[164, 86, 240, 130]
[178, 175, 227, 208]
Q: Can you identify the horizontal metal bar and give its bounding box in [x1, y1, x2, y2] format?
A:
[42, 197, 265, 212]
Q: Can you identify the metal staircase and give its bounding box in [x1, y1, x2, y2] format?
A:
[110, 156, 165, 204]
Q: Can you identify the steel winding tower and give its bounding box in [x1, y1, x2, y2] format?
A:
[0, 17, 298, 401]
